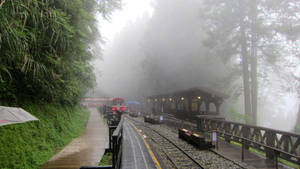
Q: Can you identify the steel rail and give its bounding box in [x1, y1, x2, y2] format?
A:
[128, 116, 247, 169]
[162, 116, 247, 169]
[127, 117, 204, 169]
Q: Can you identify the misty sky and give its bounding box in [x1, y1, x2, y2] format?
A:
[99, 0, 154, 43]
[92, 0, 299, 132]
[92, 0, 154, 97]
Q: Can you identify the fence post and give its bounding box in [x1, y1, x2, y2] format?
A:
[275, 150, 279, 169]
[112, 135, 116, 168]
[241, 138, 245, 162]
[216, 131, 219, 150]
[265, 131, 276, 160]
[109, 127, 112, 150]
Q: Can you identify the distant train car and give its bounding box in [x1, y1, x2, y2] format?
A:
[80, 97, 127, 122]
[110, 97, 127, 112]
[107, 97, 127, 124]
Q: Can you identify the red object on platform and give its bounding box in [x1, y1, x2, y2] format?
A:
[120, 106, 126, 112]
[112, 106, 117, 112]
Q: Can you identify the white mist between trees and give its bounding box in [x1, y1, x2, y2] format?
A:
[93, 0, 299, 132]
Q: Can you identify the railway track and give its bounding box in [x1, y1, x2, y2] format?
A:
[133, 120, 204, 169]
[127, 116, 251, 169]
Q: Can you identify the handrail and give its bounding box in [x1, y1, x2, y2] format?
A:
[112, 116, 123, 137]
[112, 116, 124, 169]
[197, 117, 300, 166]
[81, 116, 124, 169]
[215, 130, 299, 169]
[205, 117, 300, 136]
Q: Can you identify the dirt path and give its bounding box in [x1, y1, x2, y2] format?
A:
[41, 108, 108, 169]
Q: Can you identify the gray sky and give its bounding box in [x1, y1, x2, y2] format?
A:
[91, 0, 154, 97]
[99, 0, 154, 44]
[91, 0, 299, 132]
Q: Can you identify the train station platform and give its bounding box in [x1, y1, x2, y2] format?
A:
[214, 140, 290, 169]
[121, 120, 159, 169]
[41, 108, 108, 169]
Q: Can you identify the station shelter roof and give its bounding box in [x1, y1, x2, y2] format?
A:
[148, 87, 228, 101]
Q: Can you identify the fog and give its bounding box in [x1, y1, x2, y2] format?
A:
[95, 0, 228, 97]
[92, 0, 299, 132]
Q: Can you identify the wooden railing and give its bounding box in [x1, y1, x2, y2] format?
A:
[197, 117, 300, 165]
[108, 126, 117, 150]
[112, 116, 123, 169]
[80, 116, 124, 169]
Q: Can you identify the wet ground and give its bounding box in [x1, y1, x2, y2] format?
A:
[41, 108, 108, 169]
[121, 120, 158, 169]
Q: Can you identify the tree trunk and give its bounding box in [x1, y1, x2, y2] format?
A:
[240, 1, 252, 124]
[294, 76, 300, 132]
[295, 104, 300, 133]
[250, 0, 258, 125]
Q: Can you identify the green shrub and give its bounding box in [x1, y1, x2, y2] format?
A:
[0, 102, 90, 169]
[98, 152, 112, 166]
[228, 108, 253, 124]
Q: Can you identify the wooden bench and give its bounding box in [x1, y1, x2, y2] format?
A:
[178, 128, 214, 150]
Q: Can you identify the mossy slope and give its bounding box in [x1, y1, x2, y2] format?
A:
[0, 103, 90, 169]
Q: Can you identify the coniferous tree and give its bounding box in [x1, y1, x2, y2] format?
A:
[201, 0, 300, 124]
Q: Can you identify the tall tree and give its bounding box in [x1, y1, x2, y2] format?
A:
[239, 0, 252, 124]
[250, 0, 258, 124]
[202, 0, 300, 125]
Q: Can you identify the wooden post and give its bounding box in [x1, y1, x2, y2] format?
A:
[197, 101, 201, 113]
[216, 132, 219, 150]
[188, 97, 192, 112]
[112, 135, 116, 168]
[242, 138, 245, 162]
[183, 99, 186, 113]
[265, 131, 276, 160]
[151, 101, 155, 114]
[275, 150, 279, 169]
[215, 101, 221, 114]
[205, 100, 210, 114]
[109, 127, 112, 150]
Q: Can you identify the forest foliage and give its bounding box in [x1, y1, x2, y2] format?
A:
[0, 1, 120, 168]
[200, 0, 300, 125]
[0, 103, 90, 169]
[0, 0, 120, 105]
